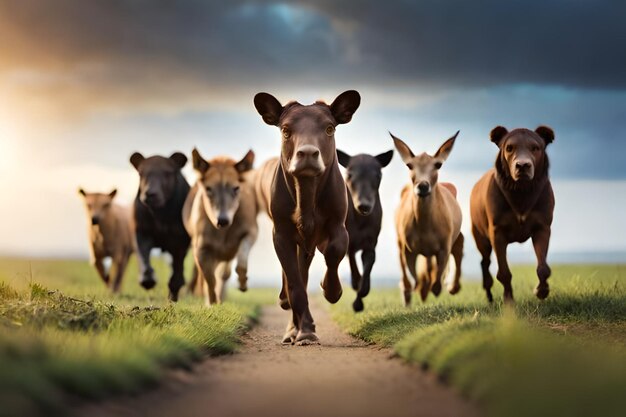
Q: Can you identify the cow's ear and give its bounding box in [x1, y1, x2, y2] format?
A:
[375, 150, 394, 168]
[235, 150, 255, 173]
[434, 131, 459, 162]
[130, 152, 144, 170]
[336, 149, 351, 168]
[490, 126, 508, 147]
[390, 132, 414, 166]
[78, 188, 86, 197]
[170, 152, 187, 169]
[254, 93, 284, 126]
[109, 189, 117, 199]
[535, 125, 555, 145]
[330, 90, 361, 124]
[191, 148, 210, 173]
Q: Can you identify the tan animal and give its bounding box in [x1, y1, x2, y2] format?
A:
[78, 189, 134, 293]
[470, 126, 555, 302]
[392, 132, 464, 305]
[182, 148, 258, 305]
[253, 90, 361, 345]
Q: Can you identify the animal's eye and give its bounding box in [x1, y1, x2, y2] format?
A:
[233, 186, 240, 195]
[532, 145, 540, 152]
[505, 145, 513, 152]
[282, 127, 291, 139]
[325, 125, 335, 136]
[434, 161, 442, 170]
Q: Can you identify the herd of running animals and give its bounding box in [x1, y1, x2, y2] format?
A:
[79, 90, 555, 345]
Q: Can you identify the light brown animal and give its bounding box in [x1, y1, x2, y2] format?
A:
[78, 188, 134, 293]
[392, 132, 464, 305]
[182, 148, 258, 305]
[253, 90, 361, 345]
[470, 126, 555, 302]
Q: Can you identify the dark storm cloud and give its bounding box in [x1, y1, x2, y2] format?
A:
[1, 0, 625, 92]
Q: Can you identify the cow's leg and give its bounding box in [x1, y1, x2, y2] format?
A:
[278, 271, 290, 310]
[320, 225, 348, 304]
[448, 233, 464, 295]
[398, 242, 413, 307]
[532, 227, 552, 300]
[431, 250, 450, 298]
[168, 246, 187, 302]
[135, 232, 156, 290]
[493, 232, 513, 302]
[215, 261, 231, 303]
[348, 249, 362, 291]
[110, 252, 130, 294]
[92, 256, 109, 286]
[354, 248, 375, 312]
[235, 231, 256, 293]
[273, 231, 316, 344]
[473, 226, 494, 302]
[195, 246, 218, 306]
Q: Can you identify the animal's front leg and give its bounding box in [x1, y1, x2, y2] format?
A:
[135, 232, 156, 290]
[532, 226, 552, 300]
[110, 253, 130, 293]
[274, 231, 316, 345]
[195, 246, 218, 306]
[398, 242, 413, 307]
[168, 246, 187, 302]
[92, 257, 109, 285]
[235, 232, 257, 292]
[448, 233, 464, 295]
[431, 250, 450, 297]
[348, 250, 362, 291]
[492, 231, 514, 301]
[353, 248, 375, 312]
[320, 225, 348, 304]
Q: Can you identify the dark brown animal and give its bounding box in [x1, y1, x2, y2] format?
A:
[470, 126, 555, 302]
[393, 132, 464, 305]
[130, 152, 191, 301]
[336, 149, 393, 312]
[253, 90, 361, 345]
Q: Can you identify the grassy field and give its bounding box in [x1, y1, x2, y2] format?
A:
[331, 264, 626, 417]
[0, 256, 275, 417]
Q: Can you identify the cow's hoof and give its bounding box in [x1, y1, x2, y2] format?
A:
[281, 329, 297, 345]
[168, 291, 179, 302]
[448, 283, 461, 295]
[431, 281, 442, 296]
[486, 290, 494, 303]
[278, 298, 290, 310]
[140, 276, 157, 290]
[320, 283, 342, 304]
[295, 331, 319, 346]
[402, 291, 411, 307]
[534, 285, 550, 300]
[238, 284, 248, 293]
[418, 284, 429, 302]
[353, 297, 364, 312]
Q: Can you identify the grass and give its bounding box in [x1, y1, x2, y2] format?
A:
[331, 264, 626, 417]
[0, 256, 275, 417]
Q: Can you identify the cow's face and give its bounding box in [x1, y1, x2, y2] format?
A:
[490, 126, 554, 182]
[79, 189, 117, 225]
[192, 148, 254, 229]
[130, 153, 187, 209]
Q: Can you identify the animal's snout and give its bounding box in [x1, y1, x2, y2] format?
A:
[357, 203, 372, 215]
[289, 145, 325, 176]
[513, 158, 534, 180]
[515, 161, 532, 171]
[91, 216, 99, 225]
[296, 146, 320, 160]
[217, 214, 230, 228]
[417, 181, 431, 196]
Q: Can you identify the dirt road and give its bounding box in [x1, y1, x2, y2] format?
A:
[79, 302, 479, 417]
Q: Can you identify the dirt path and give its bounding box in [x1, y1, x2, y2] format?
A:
[79, 302, 479, 417]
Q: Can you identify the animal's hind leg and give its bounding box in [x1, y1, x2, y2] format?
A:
[493, 234, 514, 302]
[398, 242, 413, 307]
[532, 227, 552, 300]
[406, 249, 421, 302]
[110, 253, 130, 293]
[448, 233, 464, 295]
[473, 227, 494, 302]
[168, 247, 187, 302]
[278, 271, 290, 310]
[235, 231, 257, 293]
[215, 261, 231, 303]
[417, 255, 431, 302]
[92, 257, 109, 286]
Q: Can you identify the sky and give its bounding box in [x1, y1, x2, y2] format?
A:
[1, 0, 625, 285]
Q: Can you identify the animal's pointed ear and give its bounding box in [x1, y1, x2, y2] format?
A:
[535, 125, 555, 145]
[490, 126, 508, 147]
[109, 189, 117, 199]
[170, 152, 187, 169]
[390, 132, 414, 165]
[375, 149, 394, 168]
[191, 148, 210, 173]
[330, 90, 361, 124]
[235, 150, 255, 173]
[434, 131, 459, 162]
[78, 188, 86, 197]
[130, 152, 144, 170]
[254, 93, 284, 126]
[336, 149, 351, 168]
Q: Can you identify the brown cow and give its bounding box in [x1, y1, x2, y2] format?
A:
[78, 188, 134, 293]
[182, 148, 258, 305]
[470, 126, 555, 302]
[392, 132, 464, 305]
[253, 90, 361, 345]
[336, 149, 393, 312]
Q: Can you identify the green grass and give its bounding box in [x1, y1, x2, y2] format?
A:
[332, 264, 626, 417]
[0, 256, 275, 417]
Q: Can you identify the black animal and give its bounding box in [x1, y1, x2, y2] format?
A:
[337, 149, 393, 312]
[130, 152, 191, 301]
